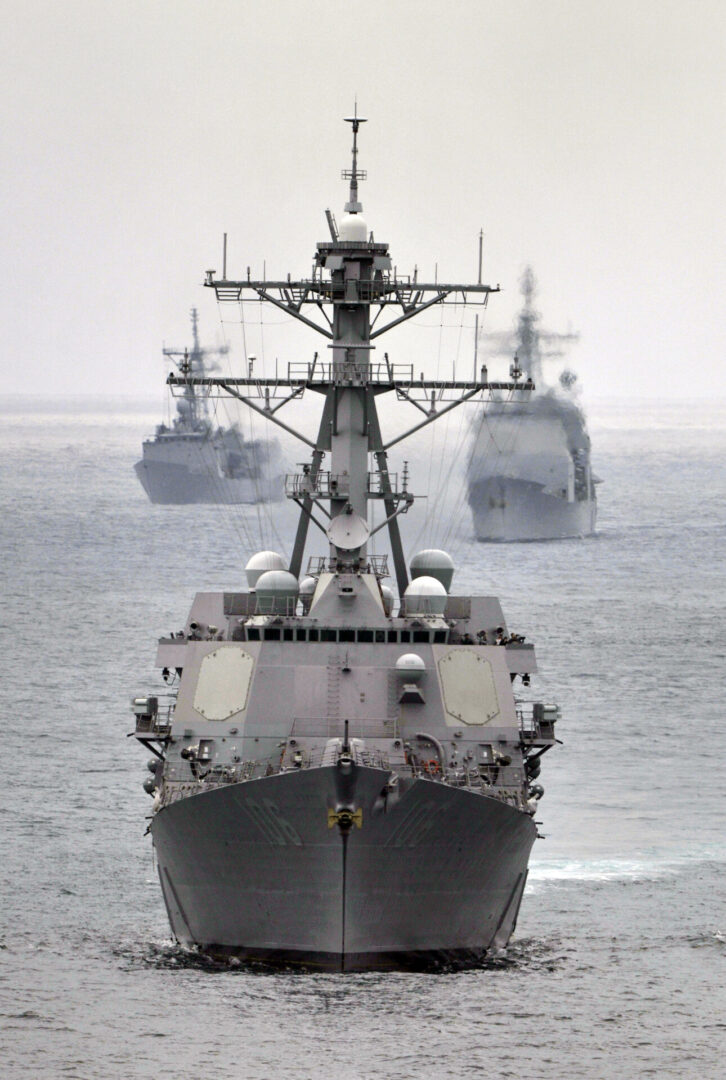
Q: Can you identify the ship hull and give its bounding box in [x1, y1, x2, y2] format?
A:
[469, 476, 596, 542]
[134, 457, 283, 505]
[151, 766, 535, 971]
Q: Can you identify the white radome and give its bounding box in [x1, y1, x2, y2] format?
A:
[395, 653, 426, 681]
[254, 570, 299, 615]
[245, 550, 286, 589]
[402, 575, 448, 616]
[338, 214, 368, 242]
[299, 576, 317, 596]
[410, 549, 455, 592]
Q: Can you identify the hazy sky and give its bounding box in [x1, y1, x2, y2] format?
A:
[2, 0, 724, 402]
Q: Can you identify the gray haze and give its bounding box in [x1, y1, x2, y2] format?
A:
[2, 0, 725, 402]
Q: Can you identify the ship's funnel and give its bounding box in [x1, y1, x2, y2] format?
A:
[409, 549, 455, 592]
[245, 550, 286, 590]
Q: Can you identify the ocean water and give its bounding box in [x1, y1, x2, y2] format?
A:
[1, 396, 724, 1079]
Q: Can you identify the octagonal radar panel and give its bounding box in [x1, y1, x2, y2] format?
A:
[326, 512, 370, 551]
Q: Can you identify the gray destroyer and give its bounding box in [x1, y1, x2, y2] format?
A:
[132, 115, 560, 971]
[467, 269, 597, 541]
[135, 309, 285, 505]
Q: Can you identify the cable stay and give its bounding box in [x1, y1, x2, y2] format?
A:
[182, 117, 533, 598]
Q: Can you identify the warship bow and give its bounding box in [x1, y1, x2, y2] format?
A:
[132, 114, 560, 971]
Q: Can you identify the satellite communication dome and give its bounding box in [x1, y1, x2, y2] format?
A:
[380, 584, 394, 617]
[395, 653, 426, 681]
[338, 214, 368, 242]
[409, 549, 455, 592]
[254, 570, 299, 615]
[299, 575, 317, 613]
[245, 550, 286, 589]
[402, 576, 448, 616]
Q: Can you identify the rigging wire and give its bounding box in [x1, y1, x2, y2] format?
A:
[245, 297, 289, 557]
[439, 408, 498, 556]
[425, 390, 481, 548]
[409, 300, 446, 553]
[207, 392, 263, 552]
[213, 295, 290, 560]
[167, 316, 260, 558]
[409, 305, 471, 554]
[210, 297, 272, 556]
[442, 390, 530, 564]
[425, 304, 467, 550]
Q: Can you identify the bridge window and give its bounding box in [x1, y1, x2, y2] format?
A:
[264, 628, 281, 641]
[339, 629, 355, 642]
[357, 629, 373, 642]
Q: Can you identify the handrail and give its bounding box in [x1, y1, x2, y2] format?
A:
[288, 361, 414, 383]
[159, 754, 527, 811]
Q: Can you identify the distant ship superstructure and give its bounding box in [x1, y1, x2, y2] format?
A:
[467, 269, 597, 541]
[132, 116, 560, 971]
[135, 309, 284, 505]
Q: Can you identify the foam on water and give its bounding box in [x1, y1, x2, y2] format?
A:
[528, 850, 726, 886]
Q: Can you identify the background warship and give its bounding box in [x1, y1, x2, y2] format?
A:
[135, 308, 285, 505]
[467, 268, 597, 541]
[132, 115, 560, 971]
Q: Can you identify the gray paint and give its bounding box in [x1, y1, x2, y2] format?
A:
[467, 270, 597, 542]
[133, 117, 560, 969]
[135, 310, 285, 506]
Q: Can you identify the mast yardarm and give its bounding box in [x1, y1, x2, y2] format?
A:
[175, 117, 531, 594]
[134, 117, 561, 973]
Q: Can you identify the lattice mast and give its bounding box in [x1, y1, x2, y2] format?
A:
[169, 115, 531, 593]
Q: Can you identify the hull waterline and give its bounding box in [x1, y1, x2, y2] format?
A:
[132, 118, 561, 976]
[469, 476, 597, 542]
[152, 766, 535, 972]
[134, 458, 283, 505]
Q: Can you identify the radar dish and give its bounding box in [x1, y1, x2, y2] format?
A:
[327, 513, 370, 551]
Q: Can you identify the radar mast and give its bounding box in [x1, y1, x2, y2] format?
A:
[173, 115, 531, 594]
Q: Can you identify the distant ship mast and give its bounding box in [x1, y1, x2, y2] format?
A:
[162, 308, 229, 431]
[481, 267, 579, 388]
